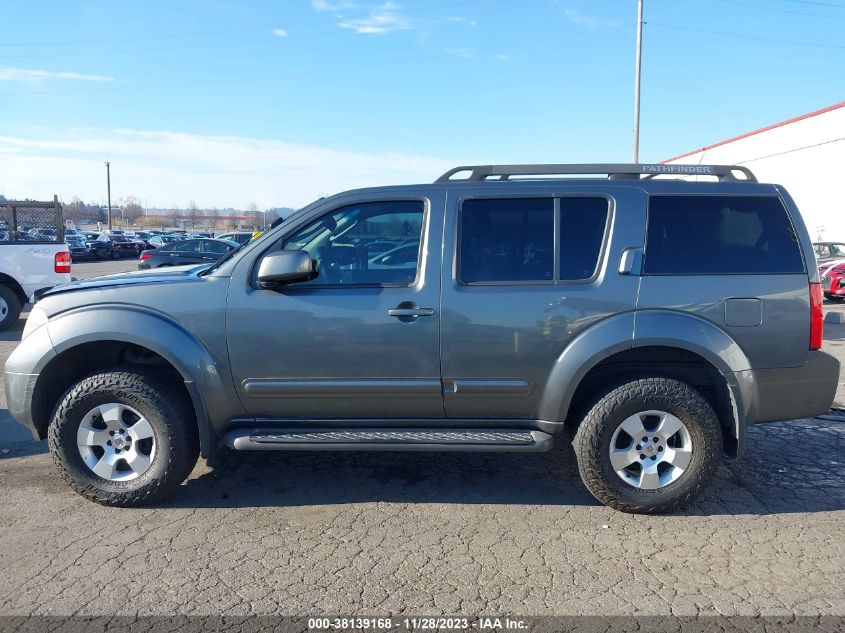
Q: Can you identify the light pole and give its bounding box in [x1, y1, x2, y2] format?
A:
[105, 161, 112, 230]
[633, 0, 644, 163]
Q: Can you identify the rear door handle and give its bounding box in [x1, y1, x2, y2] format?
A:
[388, 308, 434, 317]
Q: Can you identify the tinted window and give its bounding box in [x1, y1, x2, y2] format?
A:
[282, 200, 424, 286]
[459, 198, 553, 283]
[173, 239, 202, 253]
[645, 195, 804, 274]
[560, 197, 609, 280]
[203, 240, 232, 254]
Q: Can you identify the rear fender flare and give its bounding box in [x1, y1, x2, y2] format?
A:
[540, 310, 753, 442]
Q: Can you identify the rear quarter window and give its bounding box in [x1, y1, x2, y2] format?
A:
[644, 195, 805, 275]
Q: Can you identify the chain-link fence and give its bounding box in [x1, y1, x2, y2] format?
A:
[0, 196, 64, 242]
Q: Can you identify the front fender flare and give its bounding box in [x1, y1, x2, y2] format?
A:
[41, 304, 232, 456]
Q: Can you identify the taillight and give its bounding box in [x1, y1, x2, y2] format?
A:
[139, 253, 152, 261]
[810, 282, 823, 350]
[55, 251, 71, 274]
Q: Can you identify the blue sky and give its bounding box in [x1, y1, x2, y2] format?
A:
[0, 0, 843, 208]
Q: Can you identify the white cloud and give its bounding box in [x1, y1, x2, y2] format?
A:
[494, 53, 511, 61]
[312, 0, 357, 12]
[443, 47, 474, 59]
[337, 2, 411, 35]
[272, 28, 288, 38]
[0, 67, 115, 83]
[563, 9, 620, 30]
[0, 129, 455, 209]
[447, 16, 477, 27]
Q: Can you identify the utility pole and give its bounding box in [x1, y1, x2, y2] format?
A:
[633, 0, 644, 163]
[105, 161, 112, 230]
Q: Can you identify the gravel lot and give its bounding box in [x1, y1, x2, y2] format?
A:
[0, 259, 843, 617]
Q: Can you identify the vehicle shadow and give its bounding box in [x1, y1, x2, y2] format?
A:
[163, 416, 845, 516]
[0, 409, 47, 458]
[0, 315, 25, 343]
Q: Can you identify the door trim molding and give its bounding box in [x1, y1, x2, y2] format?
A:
[242, 378, 442, 397]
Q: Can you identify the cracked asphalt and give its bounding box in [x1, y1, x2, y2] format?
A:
[0, 260, 843, 617]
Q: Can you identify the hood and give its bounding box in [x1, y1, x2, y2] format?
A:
[40, 263, 210, 298]
[819, 259, 845, 276]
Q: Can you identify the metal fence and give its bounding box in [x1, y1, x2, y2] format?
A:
[0, 196, 64, 242]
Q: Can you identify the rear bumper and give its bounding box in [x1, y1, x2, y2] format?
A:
[749, 350, 840, 423]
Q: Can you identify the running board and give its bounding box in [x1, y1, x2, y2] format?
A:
[223, 428, 553, 452]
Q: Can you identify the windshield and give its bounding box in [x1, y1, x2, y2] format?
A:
[199, 197, 324, 275]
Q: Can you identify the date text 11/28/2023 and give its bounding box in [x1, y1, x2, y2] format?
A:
[307, 617, 528, 630]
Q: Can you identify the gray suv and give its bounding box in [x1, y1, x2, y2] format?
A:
[5, 164, 839, 513]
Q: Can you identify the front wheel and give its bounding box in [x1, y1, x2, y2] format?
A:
[573, 376, 722, 514]
[48, 370, 199, 506]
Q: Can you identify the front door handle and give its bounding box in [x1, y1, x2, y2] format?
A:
[388, 308, 434, 317]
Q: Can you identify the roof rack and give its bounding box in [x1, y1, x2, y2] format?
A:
[434, 163, 757, 183]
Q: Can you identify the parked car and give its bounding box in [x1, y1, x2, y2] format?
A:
[813, 241, 845, 264]
[819, 260, 845, 301]
[65, 235, 95, 261]
[215, 231, 253, 245]
[147, 235, 183, 248]
[5, 163, 839, 512]
[138, 238, 238, 269]
[27, 227, 58, 240]
[128, 231, 155, 249]
[90, 234, 143, 259]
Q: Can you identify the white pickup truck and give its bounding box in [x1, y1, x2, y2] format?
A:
[0, 198, 71, 331]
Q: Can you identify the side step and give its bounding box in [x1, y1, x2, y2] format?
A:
[223, 428, 553, 452]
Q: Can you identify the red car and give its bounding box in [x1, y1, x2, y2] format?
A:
[819, 260, 845, 301]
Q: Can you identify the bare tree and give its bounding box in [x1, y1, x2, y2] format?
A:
[187, 200, 200, 230]
[209, 207, 220, 231]
[247, 202, 261, 230]
[121, 196, 144, 225]
[171, 207, 181, 230]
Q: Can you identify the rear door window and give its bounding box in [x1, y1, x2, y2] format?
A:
[644, 195, 805, 275]
[459, 198, 554, 283]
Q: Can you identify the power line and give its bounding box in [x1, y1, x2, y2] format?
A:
[648, 21, 845, 50]
[0, 34, 549, 97]
[716, 0, 845, 19]
[781, 0, 845, 7]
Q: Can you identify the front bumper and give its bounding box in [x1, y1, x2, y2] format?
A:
[4, 371, 41, 439]
[823, 275, 845, 297]
[4, 325, 57, 440]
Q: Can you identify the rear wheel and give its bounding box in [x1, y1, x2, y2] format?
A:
[0, 284, 22, 331]
[48, 370, 199, 506]
[574, 376, 722, 514]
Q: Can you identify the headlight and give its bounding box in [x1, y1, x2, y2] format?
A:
[22, 305, 48, 340]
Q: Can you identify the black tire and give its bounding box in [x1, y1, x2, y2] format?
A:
[573, 376, 722, 514]
[111, 249, 120, 259]
[48, 370, 199, 507]
[0, 284, 22, 331]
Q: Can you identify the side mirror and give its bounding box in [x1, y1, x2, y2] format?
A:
[257, 250, 315, 286]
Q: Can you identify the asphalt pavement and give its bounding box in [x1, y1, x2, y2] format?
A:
[0, 258, 842, 617]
